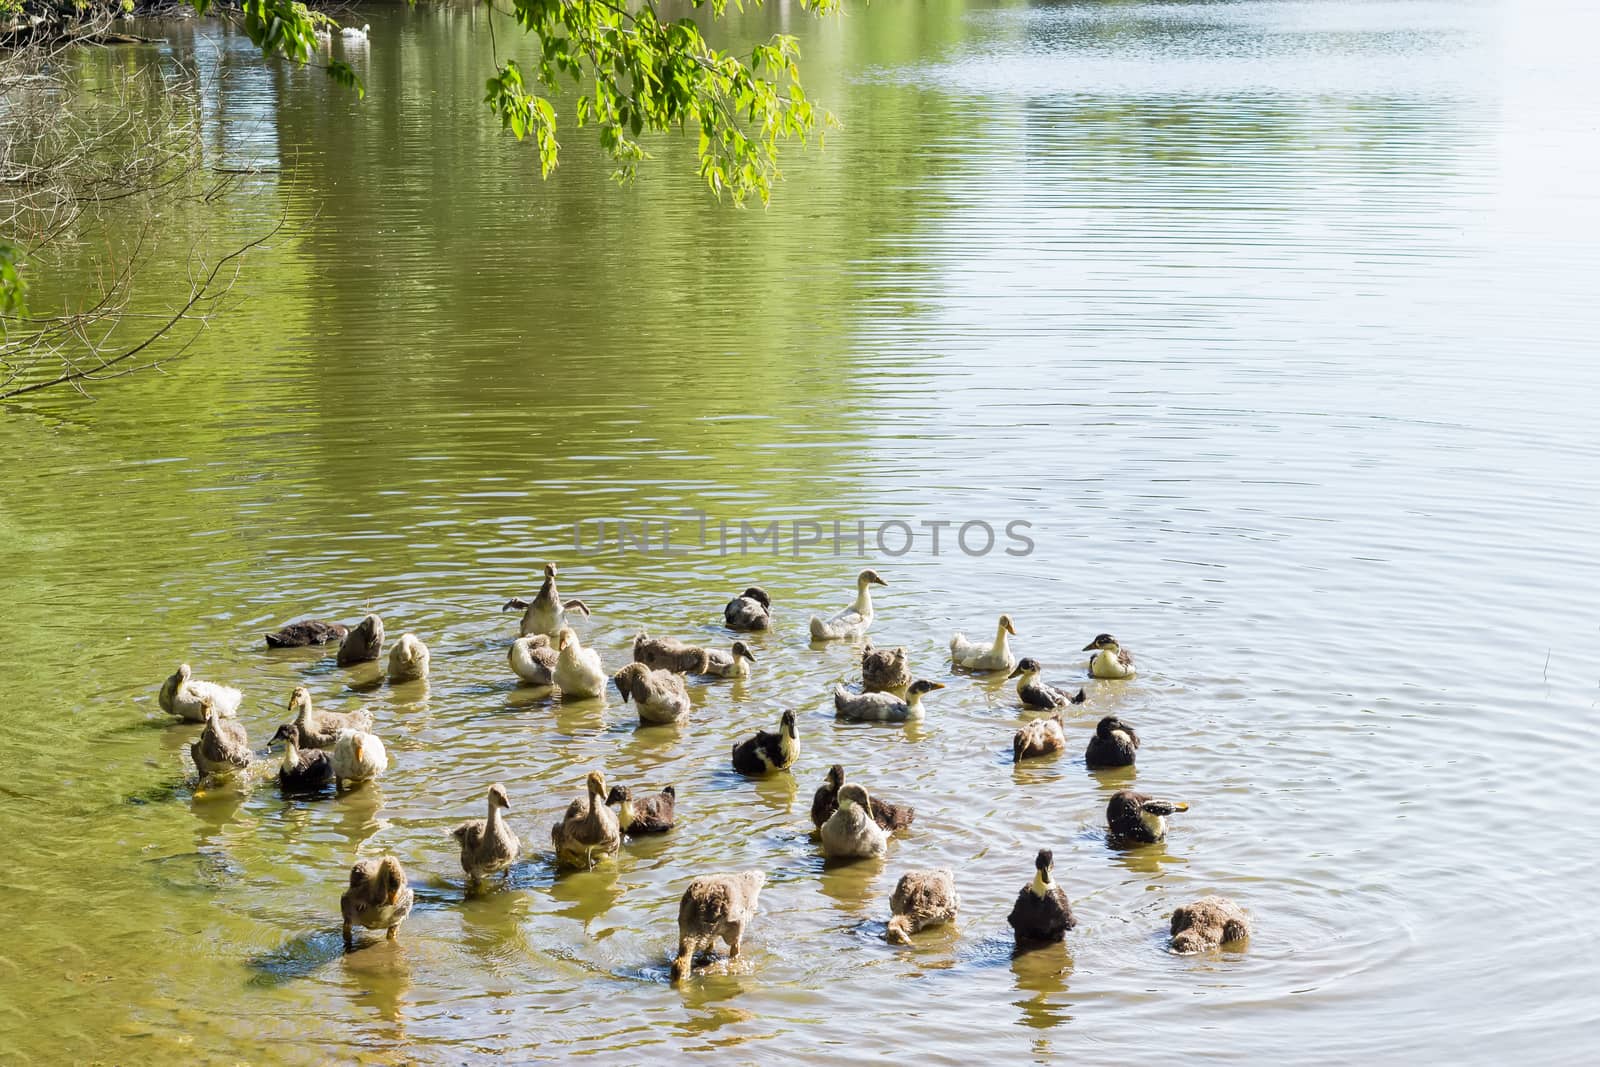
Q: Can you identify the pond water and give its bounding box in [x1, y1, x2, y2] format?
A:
[3, 0, 1598, 1061]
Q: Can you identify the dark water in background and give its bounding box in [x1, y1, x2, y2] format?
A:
[2, 0, 1598, 1060]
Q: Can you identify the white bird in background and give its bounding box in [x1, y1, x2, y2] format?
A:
[340, 23, 370, 42]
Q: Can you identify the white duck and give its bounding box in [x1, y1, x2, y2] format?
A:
[808, 569, 886, 641]
[553, 626, 606, 698]
[508, 633, 558, 686]
[159, 663, 242, 723]
[331, 727, 388, 788]
[340, 22, 369, 41]
[950, 614, 1018, 672]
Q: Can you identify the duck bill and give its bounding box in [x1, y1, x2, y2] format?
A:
[1007, 664, 1026, 678]
[1081, 641, 1098, 652]
[1004, 620, 1017, 635]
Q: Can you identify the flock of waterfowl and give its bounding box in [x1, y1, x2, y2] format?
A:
[158, 563, 1250, 978]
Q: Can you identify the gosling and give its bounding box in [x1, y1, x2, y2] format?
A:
[861, 642, 911, 693]
[819, 783, 890, 860]
[1012, 712, 1066, 762]
[886, 869, 959, 945]
[340, 856, 413, 950]
[671, 870, 766, 982]
[551, 770, 621, 869]
[452, 783, 520, 885]
[386, 632, 430, 682]
[1169, 896, 1251, 953]
[337, 613, 384, 666]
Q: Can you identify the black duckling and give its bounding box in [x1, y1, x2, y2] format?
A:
[1085, 716, 1139, 769]
[861, 641, 911, 693]
[340, 856, 414, 950]
[1169, 896, 1251, 953]
[1107, 789, 1188, 843]
[731, 710, 797, 776]
[1007, 658, 1086, 710]
[1007, 848, 1076, 946]
[264, 619, 348, 648]
[336, 613, 384, 666]
[724, 587, 772, 631]
[607, 784, 677, 834]
[809, 764, 915, 832]
[270, 723, 334, 794]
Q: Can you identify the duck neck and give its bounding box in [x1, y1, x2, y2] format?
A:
[486, 798, 503, 834]
[993, 622, 1011, 655]
[850, 582, 873, 616]
[1031, 869, 1052, 896]
[778, 725, 797, 763]
[282, 736, 300, 769]
[905, 690, 925, 716]
[618, 799, 635, 830]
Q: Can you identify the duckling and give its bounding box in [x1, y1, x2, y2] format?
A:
[671, 870, 766, 982]
[606, 783, 677, 834]
[950, 613, 1018, 672]
[612, 662, 690, 724]
[340, 856, 413, 950]
[1107, 789, 1188, 843]
[861, 642, 911, 693]
[336, 613, 384, 666]
[1007, 658, 1086, 710]
[632, 630, 712, 675]
[331, 727, 388, 788]
[452, 783, 520, 884]
[1083, 633, 1136, 679]
[508, 633, 558, 686]
[820, 783, 890, 859]
[702, 640, 756, 679]
[1085, 715, 1139, 769]
[809, 764, 915, 832]
[386, 632, 430, 682]
[285, 685, 372, 750]
[1007, 848, 1076, 945]
[264, 618, 348, 648]
[1012, 712, 1066, 762]
[731, 710, 797, 775]
[723, 586, 772, 631]
[1169, 896, 1251, 953]
[551, 770, 621, 869]
[159, 663, 242, 723]
[833, 678, 945, 723]
[553, 627, 606, 698]
[270, 722, 334, 793]
[886, 869, 959, 944]
[506, 563, 591, 638]
[190, 701, 251, 780]
[808, 569, 886, 641]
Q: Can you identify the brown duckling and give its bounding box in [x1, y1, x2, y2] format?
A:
[886, 869, 959, 944]
[340, 856, 414, 950]
[506, 562, 591, 638]
[1169, 896, 1251, 953]
[723, 587, 772, 631]
[611, 662, 691, 724]
[264, 618, 348, 648]
[453, 783, 520, 884]
[283, 686, 372, 750]
[731, 710, 797, 776]
[1012, 712, 1066, 762]
[1007, 658, 1086, 710]
[809, 764, 915, 832]
[1007, 848, 1076, 946]
[861, 641, 911, 693]
[632, 630, 712, 675]
[606, 784, 677, 835]
[1085, 715, 1139, 769]
[551, 770, 621, 869]
[190, 699, 251, 781]
[270, 722, 334, 793]
[1107, 789, 1188, 843]
[671, 870, 766, 982]
[336, 613, 384, 666]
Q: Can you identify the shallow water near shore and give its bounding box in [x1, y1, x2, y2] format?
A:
[3, 0, 1600, 1061]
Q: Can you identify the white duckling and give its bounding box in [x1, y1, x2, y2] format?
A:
[950, 613, 1018, 672]
[702, 641, 756, 679]
[1083, 633, 1136, 679]
[386, 632, 430, 682]
[159, 663, 242, 722]
[508, 633, 558, 686]
[819, 783, 890, 859]
[833, 678, 945, 723]
[553, 626, 606, 699]
[331, 727, 388, 788]
[808, 569, 886, 641]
